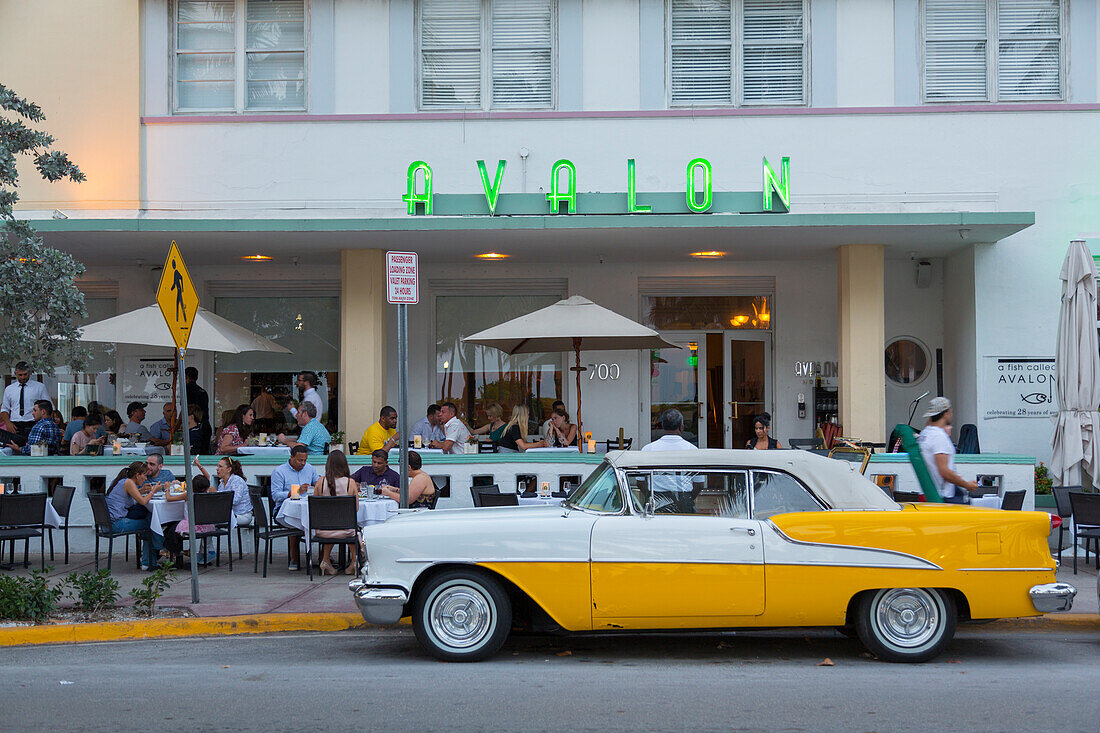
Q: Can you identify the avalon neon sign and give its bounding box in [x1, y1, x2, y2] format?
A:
[401, 156, 791, 216]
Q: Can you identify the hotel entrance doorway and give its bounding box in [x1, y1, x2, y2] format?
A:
[648, 331, 772, 448]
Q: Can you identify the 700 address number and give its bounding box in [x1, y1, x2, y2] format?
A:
[587, 363, 620, 380]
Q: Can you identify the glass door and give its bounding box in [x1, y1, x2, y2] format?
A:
[724, 333, 773, 449]
[648, 332, 706, 446]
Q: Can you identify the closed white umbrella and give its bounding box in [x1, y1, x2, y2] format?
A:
[1050, 240, 1100, 487]
[78, 304, 291, 354]
[464, 295, 678, 448]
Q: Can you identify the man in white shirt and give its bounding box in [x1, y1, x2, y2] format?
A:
[916, 396, 978, 504]
[1, 361, 51, 435]
[431, 401, 470, 454]
[289, 371, 324, 422]
[641, 409, 698, 451]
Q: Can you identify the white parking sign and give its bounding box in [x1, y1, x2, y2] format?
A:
[386, 251, 419, 304]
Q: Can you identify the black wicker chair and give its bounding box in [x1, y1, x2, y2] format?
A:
[48, 485, 76, 564]
[305, 495, 359, 581]
[0, 493, 48, 570]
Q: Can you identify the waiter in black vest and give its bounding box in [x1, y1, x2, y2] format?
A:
[1, 361, 51, 437]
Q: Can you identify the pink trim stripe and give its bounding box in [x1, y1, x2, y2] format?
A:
[142, 102, 1100, 125]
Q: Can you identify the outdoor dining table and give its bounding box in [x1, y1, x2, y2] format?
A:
[275, 495, 399, 536]
[147, 496, 238, 536]
[236, 446, 292, 457]
[525, 447, 583, 453]
[388, 448, 444, 456]
[119, 446, 164, 456]
[517, 496, 563, 506]
[969, 495, 1003, 509]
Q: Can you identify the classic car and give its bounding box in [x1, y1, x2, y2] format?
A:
[350, 450, 1075, 663]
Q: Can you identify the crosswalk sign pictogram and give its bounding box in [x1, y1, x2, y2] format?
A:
[156, 240, 199, 351]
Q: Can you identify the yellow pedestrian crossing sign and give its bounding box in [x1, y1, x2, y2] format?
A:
[156, 240, 199, 351]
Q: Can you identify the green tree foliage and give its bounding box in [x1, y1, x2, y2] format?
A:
[0, 83, 89, 372]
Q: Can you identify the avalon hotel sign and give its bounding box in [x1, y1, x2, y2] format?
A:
[401, 156, 791, 217]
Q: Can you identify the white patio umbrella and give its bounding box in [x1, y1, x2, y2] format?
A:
[1049, 241, 1100, 488]
[463, 295, 678, 448]
[77, 304, 291, 354]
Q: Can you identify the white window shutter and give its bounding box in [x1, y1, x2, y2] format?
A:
[742, 0, 805, 105]
[176, 0, 237, 111]
[669, 0, 733, 106]
[924, 0, 989, 102]
[997, 0, 1061, 100]
[491, 0, 554, 108]
[420, 0, 483, 109]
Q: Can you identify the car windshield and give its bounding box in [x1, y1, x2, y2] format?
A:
[566, 463, 623, 513]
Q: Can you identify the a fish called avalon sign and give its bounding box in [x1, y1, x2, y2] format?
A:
[400, 157, 791, 217]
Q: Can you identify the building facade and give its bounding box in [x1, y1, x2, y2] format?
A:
[3, 0, 1099, 458]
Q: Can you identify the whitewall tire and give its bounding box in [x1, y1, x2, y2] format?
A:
[856, 588, 956, 663]
[413, 569, 512, 662]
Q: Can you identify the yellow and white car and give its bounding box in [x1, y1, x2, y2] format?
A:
[350, 450, 1074, 662]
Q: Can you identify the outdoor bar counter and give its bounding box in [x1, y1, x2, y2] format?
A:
[0, 452, 605, 553]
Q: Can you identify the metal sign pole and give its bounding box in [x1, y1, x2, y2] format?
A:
[398, 303, 409, 509]
[177, 349, 200, 603]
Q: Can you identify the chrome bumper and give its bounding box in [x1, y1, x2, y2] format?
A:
[1029, 582, 1076, 613]
[349, 578, 408, 625]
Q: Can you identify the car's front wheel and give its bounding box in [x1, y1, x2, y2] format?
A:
[855, 587, 956, 663]
[413, 569, 512, 662]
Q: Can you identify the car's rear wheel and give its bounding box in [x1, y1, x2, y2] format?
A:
[413, 569, 512, 662]
[855, 588, 956, 663]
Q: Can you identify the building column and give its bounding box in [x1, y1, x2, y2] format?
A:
[837, 244, 886, 441]
[340, 249, 387, 441]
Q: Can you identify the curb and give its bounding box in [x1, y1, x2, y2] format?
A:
[0, 612, 1093, 648]
[0, 612, 386, 648]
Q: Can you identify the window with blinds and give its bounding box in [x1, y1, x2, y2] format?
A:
[418, 0, 555, 110]
[668, 0, 807, 107]
[922, 0, 1063, 103]
[175, 0, 307, 113]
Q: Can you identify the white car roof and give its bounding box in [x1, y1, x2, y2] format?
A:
[604, 449, 900, 511]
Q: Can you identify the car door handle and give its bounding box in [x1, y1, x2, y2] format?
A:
[729, 527, 756, 536]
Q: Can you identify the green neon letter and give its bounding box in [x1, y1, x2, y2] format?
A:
[477, 159, 507, 215]
[685, 157, 713, 213]
[402, 161, 433, 215]
[762, 155, 790, 211]
[546, 159, 577, 214]
[627, 158, 651, 213]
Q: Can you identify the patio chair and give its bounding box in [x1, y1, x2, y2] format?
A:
[1000, 490, 1025, 511]
[305, 495, 359, 582]
[190, 491, 235, 570]
[480, 493, 519, 507]
[470, 484, 501, 507]
[1068, 492, 1100, 574]
[0, 493, 48, 570]
[250, 492, 303, 578]
[87, 492, 144, 572]
[602, 438, 633, 451]
[1052, 486, 1078, 556]
[48, 485, 76, 564]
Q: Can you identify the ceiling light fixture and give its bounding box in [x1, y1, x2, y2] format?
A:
[690, 251, 726, 258]
[476, 252, 509, 259]
[241, 254, 273, 261]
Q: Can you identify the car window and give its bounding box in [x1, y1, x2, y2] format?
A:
[626, 470, 749, 518]
[568, 463, 623, 513]
[752, 470, 823, 519]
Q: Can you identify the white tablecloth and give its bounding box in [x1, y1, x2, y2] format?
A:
[147, 497, 238, 537]
[276, 496, 398, 536]
[119, 446, 163, 456]
[969, 495, 1003, 509]
[517, 496, 563, 506]
[237, 446, 291, 457]
[0, 447, 12, 456]
[388, 448, 444, 456]
[44, 501, 63, 529]
[525, 447, 582, 453]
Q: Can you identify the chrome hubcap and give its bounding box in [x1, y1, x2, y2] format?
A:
[875, 588, 940, 649]
[429, 582, 493, 649]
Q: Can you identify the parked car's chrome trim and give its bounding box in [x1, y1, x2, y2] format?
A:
[766, 521, 944, 570]
[1029, 582, 1076, 612]
[957, 567, 1053, 572]
[353, 585, 409, 625]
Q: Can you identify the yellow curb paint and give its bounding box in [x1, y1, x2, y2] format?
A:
[0, 612, 371, 647]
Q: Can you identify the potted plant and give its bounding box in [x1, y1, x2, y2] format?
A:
[330, 430, 346, 453]
[1034, 462, 1056, 508]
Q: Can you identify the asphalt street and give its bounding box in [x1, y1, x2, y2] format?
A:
[3, 625, 1098, 732]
